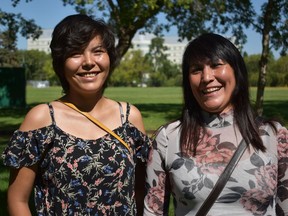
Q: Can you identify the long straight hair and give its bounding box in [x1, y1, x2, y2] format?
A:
[180, 33, 266, 155]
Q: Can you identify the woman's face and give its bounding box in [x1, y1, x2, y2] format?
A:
[64, 35, 110, 95]
[188, 59, 236, 113]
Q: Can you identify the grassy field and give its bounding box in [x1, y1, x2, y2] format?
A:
[0, 86, 287, 215]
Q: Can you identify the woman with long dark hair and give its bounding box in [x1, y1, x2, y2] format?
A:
[144, 33, 288, 215]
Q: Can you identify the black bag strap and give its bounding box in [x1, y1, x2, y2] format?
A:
[195, 139, 247, 216]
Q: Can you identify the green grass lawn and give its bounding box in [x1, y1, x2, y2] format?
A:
[0, 86, 287, 215]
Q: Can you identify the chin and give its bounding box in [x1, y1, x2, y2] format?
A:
[203, 107, 224, 114]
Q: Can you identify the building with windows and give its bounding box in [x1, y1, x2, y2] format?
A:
[27, 29, 53, 54]
[27, 29, 188, 64]
[130, 33, 188, 64]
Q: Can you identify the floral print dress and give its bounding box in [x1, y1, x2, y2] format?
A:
[2, 103, 151, 216]
[144, 111, 288, 216]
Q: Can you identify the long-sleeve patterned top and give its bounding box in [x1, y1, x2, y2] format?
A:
[144, 110, 288, 216]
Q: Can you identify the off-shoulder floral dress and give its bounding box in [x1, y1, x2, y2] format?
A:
[144, 110, 288, 216]
[2, 102, 151, 216]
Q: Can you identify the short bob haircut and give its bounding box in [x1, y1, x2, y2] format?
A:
[50, 14, 117, 93]
[180, 33, 265, 155]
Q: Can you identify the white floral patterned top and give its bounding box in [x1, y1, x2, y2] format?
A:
[144, 110, 288, 216]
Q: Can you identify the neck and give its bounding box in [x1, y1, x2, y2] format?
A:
[60, 92, 104, 112]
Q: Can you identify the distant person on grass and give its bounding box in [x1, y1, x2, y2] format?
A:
[2, 14, 151, 215]
[144, 33, 288, 215]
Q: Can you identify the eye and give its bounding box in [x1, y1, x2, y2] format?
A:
[211, 63, 223, 68]
[190, 66, 202, 74]
[94, 50, 104, 55]
[93, 47, 107, 55]
[211, 60, 226, 68]
[69, 52, 82, 58]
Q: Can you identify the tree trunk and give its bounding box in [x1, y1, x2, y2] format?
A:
[114, 34, 135, 71]
[255, 0, 274, 116]
[256, 31, 270, 116]
[255, 52, 268, 116]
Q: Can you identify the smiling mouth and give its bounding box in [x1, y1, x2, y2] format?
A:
[77, 72, 99, 77]
[202, 87, 221, 94]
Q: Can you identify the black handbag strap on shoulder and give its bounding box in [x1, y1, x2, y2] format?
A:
[195, 139, 247, 216]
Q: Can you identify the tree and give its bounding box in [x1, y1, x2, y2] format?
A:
[0, 9, 42, 66]
[165, 1, 254, 48]
[43, 57, 60, 86]
[146, 37, 168, 72]
[244, 54, 262, 86]
[109, 50, 152, 86]
[252, 0, 288, 115]
[145, 36, 181, 86]
[269, 55, 288, 86]
[18, 50, 50, 80]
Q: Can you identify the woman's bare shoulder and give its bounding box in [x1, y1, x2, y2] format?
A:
[119, 101, 145, 133]
[19, 103, 52, 131]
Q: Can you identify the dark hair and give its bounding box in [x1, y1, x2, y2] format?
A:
[180, 33, 265, 155]
[50, 14, 117, 93]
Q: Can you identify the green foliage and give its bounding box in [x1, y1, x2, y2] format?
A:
[0, 49, 18, 67]
[109, 50, 152, 86]
[0, 8, 42, 66]
[269, 55, 288, 86]
[146, 37, 168, 70]
[144, 36, 181, 86]
[165, 1, 254, 47]
[110, 43, 181, 87]
[268, 73, 280, 87]
[0, 49, 58, 85]
[248, 72, 259, 87]
[19, 50, 51, 80]
[159, 59, 181, 86]
[244, 54, 261, 73]
[244, 54, 288, 87]
[256, 1, 288, 54]
[148, 71, 166, 86]
[43, 58, 60, 86]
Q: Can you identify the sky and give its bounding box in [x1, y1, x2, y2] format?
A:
[1, 0, 280, 58]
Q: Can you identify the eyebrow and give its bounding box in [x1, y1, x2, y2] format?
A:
[93, 44, 104, 49]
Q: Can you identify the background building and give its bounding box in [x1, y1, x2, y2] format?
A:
[27, 29, 53, 53]
[131, 33, 187, 64]
[27, 29, 188, 64]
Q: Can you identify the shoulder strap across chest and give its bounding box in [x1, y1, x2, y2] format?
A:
[57, 100, 132, 154]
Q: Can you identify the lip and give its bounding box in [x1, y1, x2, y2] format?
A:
[76, 72, 100, 78]
[201, 86, 222, 94]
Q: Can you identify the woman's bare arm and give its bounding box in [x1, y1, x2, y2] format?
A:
[7, 165, 37, 216]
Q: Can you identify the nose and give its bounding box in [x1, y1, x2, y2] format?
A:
[202, 66, 214, 82]
[82, 54, 95, 71]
